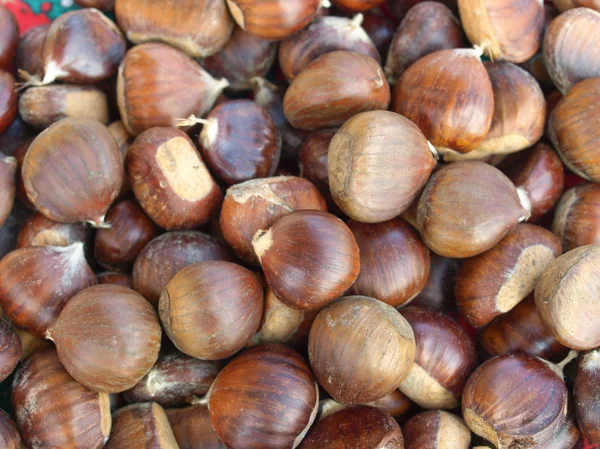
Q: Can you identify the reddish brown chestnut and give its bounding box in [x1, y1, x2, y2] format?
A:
[16, 329, 52, 360]
[298, 128, 336, 194]
[331, 0, 386, 12]
[16, 25, 47, 77]
[0, 316, 21, 382]
[127, 127, 222, 230]
[574, 349, 600, 444]
[220, 176, 327, 264]
[208, 344, 319, 449]
[12, 137, 35, 209]
[0, 153, 16, 227]
[47, 285, 162, 393]
[361, 9, 396, 56]
[253, 210, 360, 310]
[75, 0, 115, 10]
[17, 212, 89, 248]
[0, 70, 17, 135]
[96, 272, 133, 288]
[159, 261, 264, 360]
[0, 409, 20, 449]
[367, 389, 412, 419]
[22, 118, 124, 227]
[553, 0, 600, 11]
[403, 410, 471, 449]
[167, 405, 227, 449]
[411, 254, 461, 312]
[0, 5, 18, 70]
[309, 296, 416, 404]
[552, 183, 600, 251]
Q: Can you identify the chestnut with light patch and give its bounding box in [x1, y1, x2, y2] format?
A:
[403, 410, 471, 449]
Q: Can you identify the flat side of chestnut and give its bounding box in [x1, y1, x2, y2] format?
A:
[403, 410, 471, 449]
[166, 405, 226, 449]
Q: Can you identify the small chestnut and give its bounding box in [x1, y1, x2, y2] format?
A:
[0, 5, 18, 70]
[16, 24, 48, 76]
[552, 183, 600, 251]
[574, 349, 600, 444]
[167, 405, 227, 449]
[17, 211, 90, 248]
[97, 272, 133, 288]
[403, 410, 471, 449]
[0, 316, 21, 382]
[0, 153, 16, 227]
[0, 70, 17, 135]
[0, 409, 20, 449]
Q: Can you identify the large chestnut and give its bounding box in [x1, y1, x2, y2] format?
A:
[253, 210, 360, 310]
[0, 70, 17, 135]
[417, 161, 530, 258]
[0, 316, 21, 382]
[167, 405, 227, 449]
[284, 50, 391, 130]
[47, 285, 162, 393]
[553, 183, 600, 251]
[22, 118, 124, 227]
[574, 349, 600, 444]
[393, 49, 494, 154]
[208, 344, 319, 449]
[0, 5, 18, 70]
[16, 25, 48, 75]
[159, 261, 264, 360]
[403, 410, 471, 449]
[0, 153, 16, 227]
[17, 212, 89, 248]
[12, 349, 111, 449]
[309, 296, 416, 404]
[535, 245, 600, 350]
[0, 409, 20, 449]
[127, 127, 222, 230]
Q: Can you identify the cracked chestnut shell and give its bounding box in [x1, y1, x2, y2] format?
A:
[552, 183, 600, 252]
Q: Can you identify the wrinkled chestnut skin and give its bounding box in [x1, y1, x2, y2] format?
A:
[403, 410, 471, 449]
[552, 183, 600, 252]
[96, 272, 133, 288]
[0, 316, 21, 382]
[16, 25, 48, 75]
[0, 70, 17, 135]
[167, 405, 227, 449]
[575, 349, 600, 444]
[17, 212, 90, 248]
[0, 409, 21, 449]
[0, 154, 16, 227]
[0, 5, 18, 70]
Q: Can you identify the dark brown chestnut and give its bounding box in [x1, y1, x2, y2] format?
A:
[309, 296, 416, 404]
[403, 410, 471, 449]
[22, 118, 124, 227]
[0, 316, 21, 382]
[0, 409, 20, 449]
[96, 272, 133, 288]
[0, 5, 18, 70]
[127, 127, 222, 230]
[367, 389, 412, 419]
[12, 137, 35, 209]
[75, 0, 115, 10]
[553, 0, 600, 11]
[47, 285, 162, 393]
[0, 243, 96, 337]
[411, 254, 461, 312]
[331, 0, 386, 12]
[253, 210, 360, 310]
[552, 183, 600, 251]
[167, 405, 227, 449]
[0, 70, 17, 135]
[16, 24, 48, 75]
[208, 344, 319, 449]
[0, 153, 16, 227]
[220, 176, 327, 264]
[15, 328, 52, 361]
[108, 120, 134, 199]
[17, 212, 89, 248]
[574, 349, 600, 444]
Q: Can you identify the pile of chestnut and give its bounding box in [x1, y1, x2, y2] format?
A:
[0, 0, 599, 448]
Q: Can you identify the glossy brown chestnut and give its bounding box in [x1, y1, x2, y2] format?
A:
[96, 272, 133, 288]
[159, 261, 264, 360]
[498, 143, 565, 222]
[0, 243, 96, 337]
[348, 219, 430, 307]
[94, 199, 161, 271]
[220, 176, 327, 264]
[309, 296, 416, 404]
[0, 5, 18, 70]
[16, 24, 48, 75]
[552, 183, 600, 251]
[299, 406, 404, 449]
[0, 153, 16, 227]
[47, 285, 162, 393]
[456, 223, 562, 328]
[167, 405, 227, 449]
[202, 26, 278, 91]
[253, 210, 360, 310]
[411, 254, 461, 312]
[75, 0, 115, 10]
[124, 349, 221, 407]
[116, 0, 233, 58]
[17, 212, 90, 248]
[12, 137, 35, 209]
[0, 409, 20, 449]
[105, 402, 179, 449]
[385, 2, 466, 85]
[478, 297, 570, 363]
[117, 43, 228, 135]
[284, 50, 391, 130]
[543, 8, 600, 93]
[417, 161, 530, 258]
[399, 307, 477, 409]
[279, 14, 380, 82]
[548, 78, 600, 182]
[22, 118, 124, 227]
[0, 70, 17, 135]
[367, 389, 412, 419]
[393, 49, 494, 154]
[298, 128, 336, 194]
[208, 344, 319, 449]
[535, 245, 600, 350]
[0, 316, 21, 382]
[127, 127, 222, 230]
[225, 0, 322, 40]
[12, 349, 111, 449]
[574, 349, 600, 444]
[19, 85, 109, 129]
[331, 0, 386, 12]
[403, 410, 471, 449]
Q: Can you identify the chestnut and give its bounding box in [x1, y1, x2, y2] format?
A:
[403, 410, 471, 449]
[12, 349, 111, 449]
[22, 118, 124, 227]
[0, 243, 96, 337]
[117, 43, 228, 135]
[17, 211, 90, 248]
[541, 416, 581, 449]
[12, 137, 35, 209]
[202, 26, 278, 91]
[47, 284, 162, 393]
[0, 5, 17, 70]
[225, 0, 322, 40]
[574, 349, 600, 444]
[208, 344, 319, 449]
[283, 51, 391, 130]
[535, 245, 600, 350]
[97, 271, 133, 288]
[75, 0, 115, 10]
[159, 261, 264, 360]
[462, 354, 568, 448]
[298, 406, 404, 449]
[297, 128, 336, 195]
[167, 405, 227, 449]
[498, 142, 565, 222]
[19, 85, 109, 129]
[132, 231, 232, 307]
[253, 210, 360, 310]
[16, 328, 52, 360]
[94, 199, 161, 271]
[0, 409, 20, 449]
[279, 14, 380, 82]
[348, 219, 430, 308]
[362, 9, 396, 57]
[116, 0, 234, 58]
[0, 153, 16, 227]
[417, 161, 530, 258]
[0, 70, 17, 135]
[331, 0, 386, 12]
[385, 1, 466, 85]
[543, 8, 600, 94]
[309, 296, 416, 404]
[393, 49, 494, 154]
[411, 254, 461, 312]
[127, 127, 222, 230]
[0, 316, 21, 382]
[478, 297, 570, 363]
[548, 78, 600, 182]
[124, 349, 221, 407]
[399, 307, 477, 409]
[553, 0, 600, 11]
[220, 176, 327, 264]
[105, 402, 179, 449]
[367, 389, 412, 419]
[456, 223, 562, 328]
[16, 24, 48, 75]
[552, 183, 600, 251]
